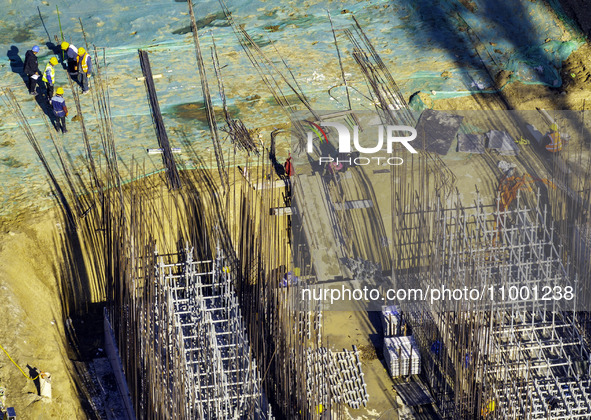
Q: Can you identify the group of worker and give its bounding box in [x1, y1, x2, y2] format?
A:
[22, 42, 92, 133]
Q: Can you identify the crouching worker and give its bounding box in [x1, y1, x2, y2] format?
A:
[51, 87, 68, 134]
[545, 123, 562, 153]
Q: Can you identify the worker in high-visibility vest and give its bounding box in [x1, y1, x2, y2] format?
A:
[42, 57, 58, 102]
[76, 47, 92, 94]
[545, 123, 562, 153]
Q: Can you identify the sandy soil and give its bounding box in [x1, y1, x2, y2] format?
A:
[0, 209, 84, 419]
[433, 43, 591, 111]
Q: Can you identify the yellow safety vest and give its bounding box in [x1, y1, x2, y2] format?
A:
[42, 63, 55, 84]
[77, 53, 89, 73]
[546, 131, 562, 153]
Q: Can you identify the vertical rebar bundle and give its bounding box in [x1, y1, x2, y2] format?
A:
[138, 49, 182, 190]
[188, 0, 228, 190]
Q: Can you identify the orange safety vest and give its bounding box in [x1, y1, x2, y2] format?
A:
[77, 53, 89, 73]
[546, 131, 562, 152]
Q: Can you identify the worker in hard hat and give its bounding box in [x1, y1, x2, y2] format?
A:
[76, 47, 92, 94]
[545, 123, 562, 153]
[61, 41, 79, 75]
[51, 87, 68, 134]
[42, 57, 59, 102]
[23, 45, 41, 95]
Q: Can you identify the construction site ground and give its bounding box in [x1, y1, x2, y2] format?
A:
[1, 0, 591, 419]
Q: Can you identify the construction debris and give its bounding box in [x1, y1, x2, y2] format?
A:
[526, 123, 545, 144]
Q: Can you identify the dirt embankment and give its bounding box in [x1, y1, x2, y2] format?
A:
[432, 41, 591, 111]
[435, 0, 591, 112]
[559, 0, 591, 39]
[0, 210, 84, 419]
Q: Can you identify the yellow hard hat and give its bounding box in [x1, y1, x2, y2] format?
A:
[550, 123, 558, 131]
[78, 47, 86, 56]
[50, 57, 58, 66]
[56, 87, 64, 95]
[61, 41, 69, 50]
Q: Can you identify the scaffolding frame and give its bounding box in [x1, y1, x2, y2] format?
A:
[153, 246, 267, 419]
[398, 190, 591, 419]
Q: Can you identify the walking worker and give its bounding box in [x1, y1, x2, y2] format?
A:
[42, 57, 58, 101]
[76, 47, 92, 94]
[23, 45, 41, 95]
[61, 41, 78, 75]
[51, 87, 68, 134]
[545, 123, 562, 153]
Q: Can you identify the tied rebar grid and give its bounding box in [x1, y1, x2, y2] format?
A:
[396, 190, 591, 419]
[154, 246, 268, 419]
